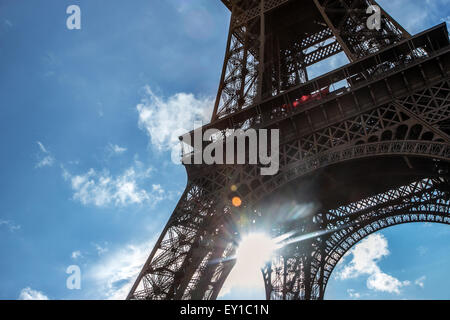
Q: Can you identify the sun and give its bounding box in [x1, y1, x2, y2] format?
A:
[235, 233, 278, 270]
[219, 233, 281, 297]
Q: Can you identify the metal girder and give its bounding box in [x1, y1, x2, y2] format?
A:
[212, 0, 413, 121]
[190, 24, 450, 140]
[265, 177, 450, 300]
[304, 40, 342, 67]
[231, 0, 291, 28]
[129, 71, 450, 301]
[220, 0, 232, 11]
[128, 2, 450, 300]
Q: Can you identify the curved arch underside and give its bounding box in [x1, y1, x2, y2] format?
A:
[263, 177, 450, 300]
[128, 141, 450, 301]
[128, 132, 450, 301]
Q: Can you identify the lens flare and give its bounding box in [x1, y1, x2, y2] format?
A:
[232, 196, 242, 207]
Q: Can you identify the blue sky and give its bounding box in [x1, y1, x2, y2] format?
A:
[0, 0, 449, 300]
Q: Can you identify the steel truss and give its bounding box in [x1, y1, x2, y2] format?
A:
[127, 1, 450, 300]
[212, 0, 410, 121]
[264, 177, 450, 300]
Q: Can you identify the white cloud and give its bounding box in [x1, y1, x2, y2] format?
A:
[347, 289, 361, 299]
[136, 85, 213, 151]
[94, 243, 109, 256]
[35, 141, 55, 168]
[19, 287, 48, 300]
[337, 234, 389, 279]
[415, 276, 426, 288]
[107, 143, 127, 155]
[378, 0, 450, 34]
[71, 250, 82, 260]
[336, 233, 410, 294]
[62, 160, 162, 208]
[87, 239, 155, 300]
[0, 219, 21, 232]
[367, 273, 410, 294]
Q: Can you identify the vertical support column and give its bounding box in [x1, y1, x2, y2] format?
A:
[257, 0, 266, 102]
[318, 246, 326, 299]
[264, 262, 273, 300]
[275, 37, 281, 95]
[210, 258, 236, 300]
[211, 6, 235, 122]
[282, 256, 287, 300]
[304, 254, 312, 300]
[318, 215, 328, 300]
[188, 240, 228, 300]
[238, 26, 250, 107]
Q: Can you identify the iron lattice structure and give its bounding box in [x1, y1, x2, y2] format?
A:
[128, 0, 450, 300]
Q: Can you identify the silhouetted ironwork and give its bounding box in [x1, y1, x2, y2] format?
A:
[128, 0, 450, 300]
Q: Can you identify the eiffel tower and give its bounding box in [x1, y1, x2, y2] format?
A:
[127, 0, 450, 300]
